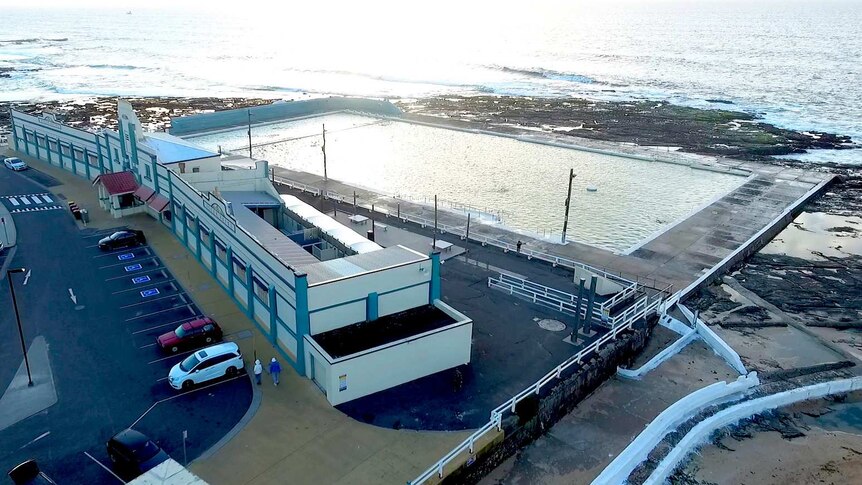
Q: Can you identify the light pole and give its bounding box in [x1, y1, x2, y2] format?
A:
[561, 169, 576, 244]
[7, 267, 32, 387]
[247, 109, 253, 159]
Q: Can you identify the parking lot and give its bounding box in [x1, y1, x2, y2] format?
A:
[0, 167, 252, 483]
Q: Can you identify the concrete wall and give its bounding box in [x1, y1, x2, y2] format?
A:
[168, 97, 403, 136]
[304, 302, 473, 406]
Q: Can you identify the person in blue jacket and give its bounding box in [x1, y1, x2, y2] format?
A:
[269, 357, 282, 386]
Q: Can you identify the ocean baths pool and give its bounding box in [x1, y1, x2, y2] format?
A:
[186, 113, 745, 252]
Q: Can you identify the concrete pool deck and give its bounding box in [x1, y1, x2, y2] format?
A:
[257, 156, 836, 296]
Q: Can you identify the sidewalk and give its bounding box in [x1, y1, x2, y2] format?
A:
[3, 149, 468, 485]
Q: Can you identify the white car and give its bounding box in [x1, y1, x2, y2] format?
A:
[168, 342, 244, 390]
[3, 157, 28, 171]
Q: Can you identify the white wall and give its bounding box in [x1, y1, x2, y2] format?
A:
[307, 320, 473, 406]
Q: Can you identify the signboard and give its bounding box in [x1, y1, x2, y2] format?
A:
[124, 263, 143, 272]
[141, 288, 160, 298]
[601, 308, 610, 323]
[132, 275, 151, 284]
[118, 253, 135, 261]
[339, 374, 348, 392]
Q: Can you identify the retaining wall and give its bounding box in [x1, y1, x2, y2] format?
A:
[440, 319, 656, 485]
[169, 97, 403, 136]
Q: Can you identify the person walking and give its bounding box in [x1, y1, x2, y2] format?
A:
[269, 357, 282, 386]
[253, 359, 263, 385]
[516, 240, 523, 253]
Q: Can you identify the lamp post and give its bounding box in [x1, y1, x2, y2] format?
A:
[561, 169, 576, 244]
[7, 267, 32, 387]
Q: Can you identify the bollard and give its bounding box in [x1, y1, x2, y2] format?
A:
[570, 277, 586, 342]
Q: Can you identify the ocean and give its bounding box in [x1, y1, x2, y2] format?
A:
[1, 0, 861, 164]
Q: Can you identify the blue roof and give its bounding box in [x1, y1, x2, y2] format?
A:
[143, 132, 218, 164]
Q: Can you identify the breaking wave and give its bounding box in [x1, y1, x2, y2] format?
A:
[491, 65, 596, 84]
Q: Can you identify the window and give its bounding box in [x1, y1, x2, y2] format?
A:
[192, 167, 200, 173]
[48, 139, 58, 152]
[26, 132, 35, 142]
[253, 275, 269, 304]
[61, 144, 71, 156]
[215, 239, 227, 263]
[232, 257, 247, 281]
[200, 224, 211, 247]
[144, 164, 152, 180]
[36, 136, 45, 147]
[88, 153, 99, 167]
[186, 212, 197, 232]
[73, 148, 84, 161]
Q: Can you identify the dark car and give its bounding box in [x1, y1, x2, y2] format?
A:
[158, 317, 223, 353]
[98, 230, 146, 250]
[7, 460, 57, 485]
[106, 429, 169, 477]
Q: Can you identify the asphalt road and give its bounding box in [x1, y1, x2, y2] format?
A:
[0, 167, 252, 483]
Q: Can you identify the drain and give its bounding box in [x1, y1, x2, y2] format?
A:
[537, 319, 566, 332]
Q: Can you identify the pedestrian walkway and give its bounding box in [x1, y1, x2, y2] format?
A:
[3, 148, 469, 485]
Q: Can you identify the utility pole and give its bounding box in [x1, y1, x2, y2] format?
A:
[433, 195, 438, 250]
[7, 267, 32, 387]
[322, 123, 328, 181]
[561, 168, 576, 244]
[247, 109, 252, 159]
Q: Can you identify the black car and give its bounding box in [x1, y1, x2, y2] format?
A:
[98, 230, 146, 250]
[7, 460, 57, 485]
[106, 429, 169, 477]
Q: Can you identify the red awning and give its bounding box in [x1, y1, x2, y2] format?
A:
[147, 194, 170, 213]
[133, 185, 155, 202]
[93, 171, 138, 196]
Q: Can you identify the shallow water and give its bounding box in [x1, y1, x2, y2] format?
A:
[761, 212, 862, 261]
[188, 114, 744, 251]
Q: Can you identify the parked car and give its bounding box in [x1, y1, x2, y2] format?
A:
[7, 460, 57, 485]
[168, 342, 244, 390]
[106, 429, 169, 477]
[158, 317, 223, 353]
[98, 230, 146, 250]
[3, 157, 28, 171]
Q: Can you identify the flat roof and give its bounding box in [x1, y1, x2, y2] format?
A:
[312, 305, 456, 359]
[299, 245, 427, 285]
[144, 132, 218, 164]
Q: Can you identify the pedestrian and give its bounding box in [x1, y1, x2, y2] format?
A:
[269, 357, 282, 386]
[516, 240, 523, 253]
[253, 359, 263, 385]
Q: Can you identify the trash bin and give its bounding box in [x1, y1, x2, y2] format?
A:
[366, 229, 374, 242]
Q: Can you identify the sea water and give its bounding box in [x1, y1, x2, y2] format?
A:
[187, 113, 745, 251]
[0, 0, 860, 163]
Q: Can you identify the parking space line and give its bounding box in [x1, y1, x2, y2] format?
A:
[132, 316, 202, 335]
[119, 293, 182, 309]
[82, 229, 127, 239]
[148, 350, 194, 365]
[124, 304, 190, 322]
[92, 247, 150, 259]
[83, 452, 125, 484]
[139, 342, 157, 349]
[112, 280, 174, 295]
[98, 255, 157, 270]
[104, 267, 165, 281]
[132, 374, 247, 428]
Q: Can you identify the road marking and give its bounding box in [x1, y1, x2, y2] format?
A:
[83, 452, 125, 484]
[124, 263, 143, 272]
[132, 316, 202, 335]
[124, 304, 189, 322]
[148, 349, 195, 365]
[92, 247, 149, 259]
[132, 275, 152, 284]
[41, 194, 53, 203]
[140, 288, 160, 298]
[82, 229, 128, 239]
[21, 197, 30, 205]
[97, 256, 156, 270]
[118, 253, 135, 261]
[19, 431, 50, 449]
[119, 293, 177, 309]
[9, 197, 19, 206]
[69, 288, 78, 305]
[139, 342, 157, 349]
[131, 374, 247, 428]
[111, 279, 172, 295]
[104, 266, 165, 281]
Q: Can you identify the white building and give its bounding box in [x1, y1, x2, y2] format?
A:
[9, 100, 473, 405]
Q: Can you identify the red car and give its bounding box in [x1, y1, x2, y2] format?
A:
[157, 317, 223, 353]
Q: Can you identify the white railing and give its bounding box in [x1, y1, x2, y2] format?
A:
[488, 273, 606, 324]
[273, 176, 320, 197]
[410, 292, 664, 485]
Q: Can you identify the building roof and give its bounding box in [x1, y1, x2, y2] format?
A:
[133, 185, 155, 202]
[148, 194, 171, 212]
[221, 191, 281, 208]
[281, 194, 382, 254]
[299, 245, 427, 285]
[143, 132, 218, 164]
[93, 171, 138, 195]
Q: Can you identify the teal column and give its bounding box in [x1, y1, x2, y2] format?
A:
[194, 217, 202, 262]
[46, 140, 52, 164]
[96, 136, 105, 175]
[83, 148, 91, 179]
[246, 267, 254, 317]
[181, 208, 188, 244]
[127, 122, 140, 171]
[226, 247, 234, 296]
[104, 133, 113, 171]
[366, 292, 379, 321]
[151, 156, 159, 193]
[268, 285, 278, 346]
[118, 122, 128, 170]
[210, 240, 217, 277]
[70, 144, 77, 175]
[23, 131, 30, 155]
[430, 252, 441, 302]
[168, 174, 176, 234]
[294, 273, 309, 373]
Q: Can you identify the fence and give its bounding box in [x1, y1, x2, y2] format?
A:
[410, 291, 665, 485]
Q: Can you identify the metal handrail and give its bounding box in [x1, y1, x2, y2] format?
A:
[410, 293, 664, 484]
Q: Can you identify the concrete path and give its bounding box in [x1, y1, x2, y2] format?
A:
[0, 336, 57, 432]
[5, 149, 468, 485]
[0, 200, 16, 247]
